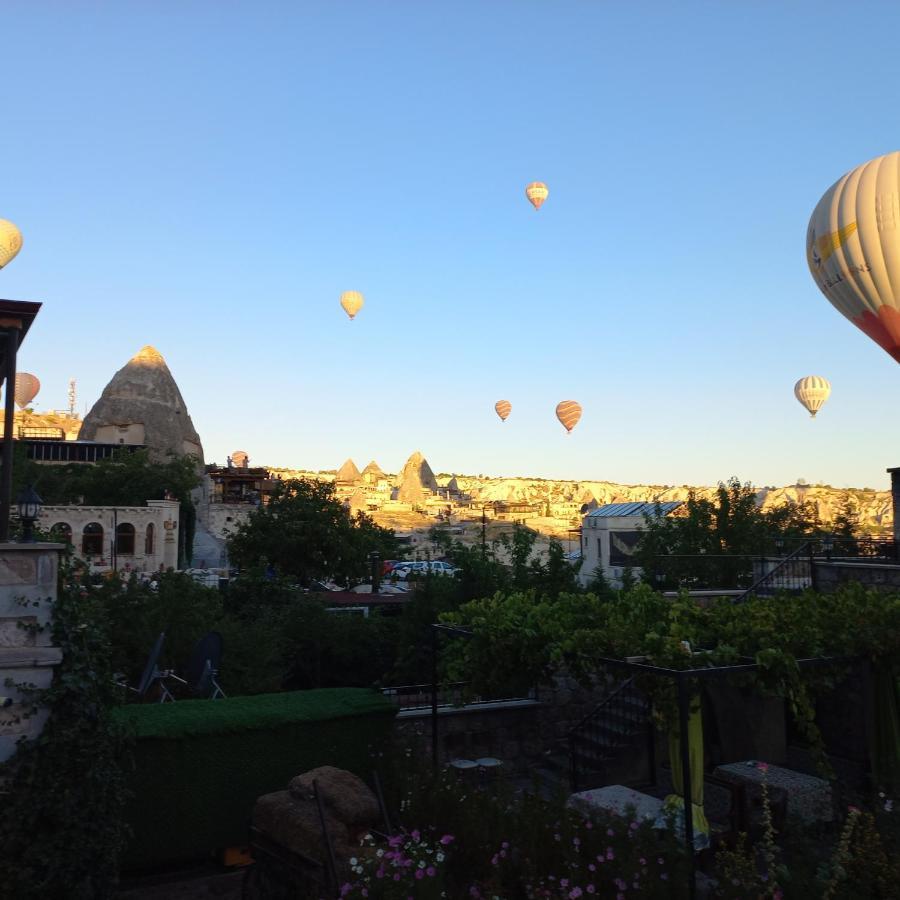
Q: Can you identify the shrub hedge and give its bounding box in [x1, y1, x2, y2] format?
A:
[114, 687, 396, 869]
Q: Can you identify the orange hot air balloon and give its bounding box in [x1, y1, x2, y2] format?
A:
[494, 400, 512, 422]
[525, 182, 549, 210]
[555, 400, 582, 433]
[14, 373, 40, 409]
[340, 291, 364, 320]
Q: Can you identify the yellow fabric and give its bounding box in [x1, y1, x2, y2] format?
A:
[666, 699, 710, 846]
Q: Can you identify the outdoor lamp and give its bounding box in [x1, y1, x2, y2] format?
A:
[16, 484, 42, 542]
[823, 533, 834, 558]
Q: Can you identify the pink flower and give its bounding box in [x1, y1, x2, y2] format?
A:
[440, 834, 454, 845]
[415, 869, 424, 880]
[569, 889, 583, 899]
[426, 866, 436, 877]
[411, 829, 421, 841]
[639, 858, 646, 866]
[606, 848, 615, 860]
[757, 762, 769, 773]
[393, 873, 401, 881]
[606, 828, 615, 836]
[586, 887, 595, 895]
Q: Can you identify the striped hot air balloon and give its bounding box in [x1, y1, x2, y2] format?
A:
[494, 400, 512, 422]
[340, 291, 364, 320]
[14, 373, 40, 409]
[0, 219, 23, 269]
[794, 376, 831, 418]
[555, 400, 582, 433]
[525, 182, 549, 210]
[807, 151, 900, 363]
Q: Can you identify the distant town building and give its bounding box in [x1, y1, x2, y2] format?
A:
[579, 501, 682, 588]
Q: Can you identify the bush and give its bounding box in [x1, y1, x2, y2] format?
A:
[114, 687, 396, 868]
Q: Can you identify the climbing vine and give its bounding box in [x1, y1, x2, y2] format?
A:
[442, 582, 900, 774]
[0, 558, 129, 900]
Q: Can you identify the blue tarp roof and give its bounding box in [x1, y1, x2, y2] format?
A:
[585, 501, 682, 518]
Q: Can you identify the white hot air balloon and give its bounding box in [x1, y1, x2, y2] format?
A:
[794, 375, 831, 418]
[807, 152, 900, 363]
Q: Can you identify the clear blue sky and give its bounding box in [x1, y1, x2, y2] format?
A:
[1, 1, 899, 488]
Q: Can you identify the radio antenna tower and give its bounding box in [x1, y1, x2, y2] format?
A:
[68, 378, 77, 417]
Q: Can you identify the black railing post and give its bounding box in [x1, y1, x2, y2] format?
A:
[677, 674, 696, 900]
[808, 543, 818, 593]
[0, 326, 19, 541]
[431, 626, 439, 769]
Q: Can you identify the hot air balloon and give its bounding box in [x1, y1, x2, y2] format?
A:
[0, 219, 23, 269]
[555, 400, 582, 433]
[794, 376, 831, 418]
[340, 291, 364, 320]
[494, 400, 512, 422]
[525, 182, 549, 210]
[807, 151, 900, 363]
[14, 373, 40, 409]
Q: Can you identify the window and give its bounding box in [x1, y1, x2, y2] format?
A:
[82, 523, 104, 556]
[51, 522, 72, 545]
[116, 522, 135, 555]
[145, 523, 154, 555]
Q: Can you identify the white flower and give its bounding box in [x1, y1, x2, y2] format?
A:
[376, 849, 384, 858]
[419, 860, 426, 868]
[436, 852, 445, 863]
[350, 857, 358, 866]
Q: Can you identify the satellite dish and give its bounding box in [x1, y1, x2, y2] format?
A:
[186, 631, 226, 700]
[137, 633, 166, 696]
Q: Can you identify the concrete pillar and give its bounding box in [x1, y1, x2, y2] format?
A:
[0, 543, 64, 762]
[888, 467, 900, 543]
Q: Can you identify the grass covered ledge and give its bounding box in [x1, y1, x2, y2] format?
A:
[114, 687, 396, 869]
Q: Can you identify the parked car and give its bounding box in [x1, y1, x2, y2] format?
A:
[392, 560, 458, 580]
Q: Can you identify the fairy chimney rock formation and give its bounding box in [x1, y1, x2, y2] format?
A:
[80, 345, 204, 463]
[361, 460, 385, 484]
[336, 459, 361, 484]
[397, 450, 439, 503]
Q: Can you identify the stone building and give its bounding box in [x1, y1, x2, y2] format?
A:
[37, 499, 180, 573]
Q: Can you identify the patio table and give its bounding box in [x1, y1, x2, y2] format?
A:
[712, 761, 832, 824]
[567, 784, 663, 822]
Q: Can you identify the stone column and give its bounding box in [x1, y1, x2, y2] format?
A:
[0, 543, 64, 763]
[148, 499, 180, 570]
[889, 467, 900, 544]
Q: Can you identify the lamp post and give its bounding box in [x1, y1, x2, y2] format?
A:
[368, 550, 381, 594]
[16, 484, 42, 542]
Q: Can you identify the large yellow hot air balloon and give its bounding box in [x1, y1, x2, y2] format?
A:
[525, 182, 549, 211]
[555, 400, 582, 433]
[494, 400, 512, 422]
[14, 373, 40, 409]
[0, 219, 23, 269]
[807, 152, 900, 363]
[794, 376, 831, 418]
[340, 291, 364, 320]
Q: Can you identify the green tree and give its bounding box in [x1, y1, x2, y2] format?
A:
[226, 478, 398, 586]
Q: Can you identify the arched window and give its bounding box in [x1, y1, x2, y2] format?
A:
[82, 523, 104, 556]
[145, 523, 155, 555]
[116, 522, 135, 555]
[51, 523, 72, 545]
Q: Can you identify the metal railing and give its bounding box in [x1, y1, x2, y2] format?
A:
[382, 681, 537, 712]
[568, 675, 653, 793]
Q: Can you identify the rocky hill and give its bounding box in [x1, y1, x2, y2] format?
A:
[266, 465, 893, 533]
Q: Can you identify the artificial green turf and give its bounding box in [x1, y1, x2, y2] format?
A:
[115, 688, 396, 869]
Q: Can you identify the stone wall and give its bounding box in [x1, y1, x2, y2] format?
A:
[815, 560, 900, 592]
[0, 543, 63, 762]
[206, 504, 254, 542]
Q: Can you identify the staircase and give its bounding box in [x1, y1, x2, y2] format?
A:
[567, 676, 654, 793]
